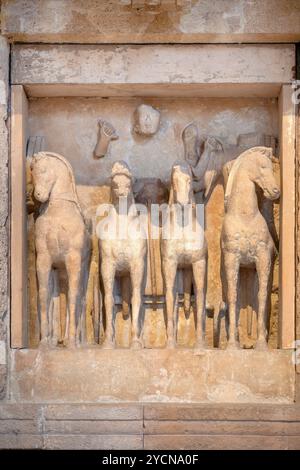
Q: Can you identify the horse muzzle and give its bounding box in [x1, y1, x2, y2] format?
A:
[264, 187, 280, 201]
[34, 189, 49, 203]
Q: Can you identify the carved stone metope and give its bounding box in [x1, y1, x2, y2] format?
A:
[30, 133, 280, 349]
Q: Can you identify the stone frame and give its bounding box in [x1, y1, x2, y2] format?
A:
[10, 44, 296, 350]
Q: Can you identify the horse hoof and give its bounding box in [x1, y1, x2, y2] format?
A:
[227, 342, 240, 351]
[194, 340, 205, 350]
[102, 338, 114, 349]
[39, 337, 49, 349]
[131, 339, 143, 350]
[167, 339, 176, 349]
[64, 338, 76, 349]
[256, 340, 268, 351]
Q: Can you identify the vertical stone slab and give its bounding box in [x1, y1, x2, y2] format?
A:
[296, 62, 300, 376]
[279, 85, 296, 349]
[0, 36, 9, 398]
[10, 86, 28, 348]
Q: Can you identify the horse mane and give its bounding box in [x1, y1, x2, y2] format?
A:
[32, 151, 87, 225]
[224, 146, 273, 211]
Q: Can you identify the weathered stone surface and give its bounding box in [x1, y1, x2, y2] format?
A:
[10, 349, 295, 403]
[44, 404, 143, 420]
[296, 101, 300, 376]
[11, 44, 295, 87]
[144, 403, 300, 421]
[143, 434, 297, 450]
[2, 0, 300, 44]
[0, 402, 299, 449]
[144, 420, 300, 436]
[43, 435, 143, 450]
[0, 435, 42, 449]
[0, 403, 40, 419]
[0, 36, 9, 400]
[45, 420, 143, 435]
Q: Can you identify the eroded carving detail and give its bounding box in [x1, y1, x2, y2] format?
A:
[134, 104, 160, 136]
[94, 119, 118, 158]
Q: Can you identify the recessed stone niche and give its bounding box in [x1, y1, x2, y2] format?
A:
[10, 44, 296, 403]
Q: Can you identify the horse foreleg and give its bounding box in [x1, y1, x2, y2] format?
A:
[101, 259, 116, 348]
[121, 275, 131, 319]
[223, 251, 240, 350]
[130, 263, 145, 349]
[192, 257, 207, 349]
[36, 254, 52, 346]
[255, 249, 272, 350]
[162, 257, 177, 348]
[183, 268, 193, 317]
[65, 254, 83, 348]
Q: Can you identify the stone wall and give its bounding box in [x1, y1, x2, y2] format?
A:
[0, 403, 300, 450]
[1, 0, 300, 44]
[0, 35, 9, 400]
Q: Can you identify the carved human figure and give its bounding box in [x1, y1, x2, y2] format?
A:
[221, 147, 280, 350]
[31, 152, 91, 347]
[134, 104, 160, 136]
[161, 162, 208, 348]
[98, 161, 147, 348]
[94, 119, 118, 158]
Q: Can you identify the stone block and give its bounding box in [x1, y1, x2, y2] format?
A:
[11, 349, 295, 403]
[43, 434, 143, 450]
[2, 1, 300, 43]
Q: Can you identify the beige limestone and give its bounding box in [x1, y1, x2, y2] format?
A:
[12, 44, 295, 90]
[279, 86, 296, 349]
[10, 349, 294, 403]
[0, 402, 300, 450]
[27, 97, 279, 186]
[2, 1, 300, 43]
[0, 37, 9, 398]
[11, 44, 295, 88]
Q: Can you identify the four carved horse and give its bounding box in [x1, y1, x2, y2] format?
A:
[161, 162, 208, 348]
[31, 152, 91, 347]
[221, 147, 280, 350]
[98, 161, 147, 349]
[30, 141, 280, 351]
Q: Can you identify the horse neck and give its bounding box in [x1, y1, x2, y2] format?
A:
[226, 167, 259, 218]
[112, 192, 135, 215]
[48, 171, 78, 206]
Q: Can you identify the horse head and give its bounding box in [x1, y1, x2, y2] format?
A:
[30, 152, 56, 203]
[246, 147, 280, 201]
[110, 160, 134, 205]
[169, 162, 193, 207]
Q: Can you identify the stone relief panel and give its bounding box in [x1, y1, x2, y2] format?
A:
[26, 97, 280, 350]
